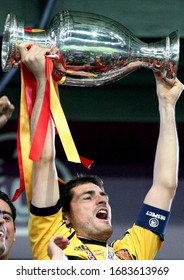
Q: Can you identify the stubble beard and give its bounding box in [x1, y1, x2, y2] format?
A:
[81, 223, 113, 242]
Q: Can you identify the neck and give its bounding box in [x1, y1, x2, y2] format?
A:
[77, 235, 107, 243]
[0, 254, 8, 260]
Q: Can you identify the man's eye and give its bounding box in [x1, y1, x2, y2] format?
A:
[84, 196, 91, 200]
[3, 215, 12, 222]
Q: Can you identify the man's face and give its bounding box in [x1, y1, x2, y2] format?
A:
[0, 199, 16, 259]
[66, 183, 113, 241]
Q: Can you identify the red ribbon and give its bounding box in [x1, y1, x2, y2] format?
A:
[29, 58, 51, 161]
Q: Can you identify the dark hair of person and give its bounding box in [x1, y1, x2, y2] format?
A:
[0, 190, 16, 222]
[59, 174, 104, 212]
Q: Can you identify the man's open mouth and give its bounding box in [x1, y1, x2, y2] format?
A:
[96, 209, 108, 219]
[0, 230, 5, 238]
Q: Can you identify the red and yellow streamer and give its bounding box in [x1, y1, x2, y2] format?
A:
[12, 53, 93, 203]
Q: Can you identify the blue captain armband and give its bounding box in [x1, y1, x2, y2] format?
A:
[135, 203, 170, 237]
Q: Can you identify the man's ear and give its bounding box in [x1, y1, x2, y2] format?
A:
[13, 226, 16, 242]
[62, 212, 71, 226]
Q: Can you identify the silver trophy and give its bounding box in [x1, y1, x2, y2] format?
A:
[1, 10, 179, 85]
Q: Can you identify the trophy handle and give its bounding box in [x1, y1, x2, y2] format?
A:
[1, 13, 24, 72]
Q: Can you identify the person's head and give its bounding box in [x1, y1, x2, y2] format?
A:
[0, 191, 16, 260]
[59, 174, 113, 242]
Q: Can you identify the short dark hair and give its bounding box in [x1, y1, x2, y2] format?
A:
[59, 174, 104, 212]
[0, 191, 16, 222]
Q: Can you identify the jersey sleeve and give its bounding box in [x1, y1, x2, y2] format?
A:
[111, 224, 163, 260]
[28, 200, 74, 260]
